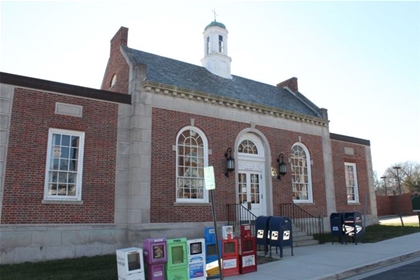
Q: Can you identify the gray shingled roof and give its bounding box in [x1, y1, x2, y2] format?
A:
[124, 46, 321, 118]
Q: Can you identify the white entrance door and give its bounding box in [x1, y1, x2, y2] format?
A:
[236, 133, 266, 217]
[238, 168, 265, 217]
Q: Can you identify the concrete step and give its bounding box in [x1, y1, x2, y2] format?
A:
[292, 228, 319, 247]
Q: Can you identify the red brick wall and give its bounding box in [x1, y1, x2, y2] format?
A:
[151, 107, 328, 223]
[1, 87, 118, 224]
[331, 140, 371, 214]
[376, 194, 417, 216]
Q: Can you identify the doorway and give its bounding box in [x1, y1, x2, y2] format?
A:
[236, 133, 266, 217]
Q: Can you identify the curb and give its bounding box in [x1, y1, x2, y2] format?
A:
[319, 250, 420, 280]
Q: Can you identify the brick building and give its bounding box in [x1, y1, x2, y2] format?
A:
[0, 21, 377, 264]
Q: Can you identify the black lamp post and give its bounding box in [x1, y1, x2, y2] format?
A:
[380, 176, 387, 196]
[277, 153, 287, 180]
[225, 148, 234, 177]
[393, 166, 402, 194]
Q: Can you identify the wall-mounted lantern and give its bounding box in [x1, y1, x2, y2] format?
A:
[277, 153, 287, 180]
[225, 148, 235, 177]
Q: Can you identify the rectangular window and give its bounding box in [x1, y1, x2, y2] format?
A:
[218, 35, 224, 53]
[44, 128, 85, 201]
[345, 162, 359, 203]
[206, 37, 210, 54]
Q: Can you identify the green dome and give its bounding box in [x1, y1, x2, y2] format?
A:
[204, 21, 226, 31]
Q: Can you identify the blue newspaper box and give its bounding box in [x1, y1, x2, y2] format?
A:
[268, 216, 293, 258]
[329, 212, 345, 244]
[255, 216, 271, 255]
[342, 212, 364, 244]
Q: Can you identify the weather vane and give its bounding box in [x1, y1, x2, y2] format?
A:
[212, 8, 218, 22]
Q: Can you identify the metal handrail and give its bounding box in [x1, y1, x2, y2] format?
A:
[226, 204, 258, 235]
[280, 202, 325, 244]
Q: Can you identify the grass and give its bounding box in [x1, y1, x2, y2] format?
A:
[0, 255, 118, 280]
[1, 223, 419, 280]
[316, 222, 420, 244]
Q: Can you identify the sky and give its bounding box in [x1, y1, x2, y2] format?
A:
[1, 1, 419, 177]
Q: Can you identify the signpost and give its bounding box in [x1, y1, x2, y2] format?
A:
[203, 166, 223, 280]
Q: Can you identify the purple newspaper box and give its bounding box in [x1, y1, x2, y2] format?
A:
[143, 238, 167, 280]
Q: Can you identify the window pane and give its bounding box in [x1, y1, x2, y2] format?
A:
[53, 134, 61, 146]
[59, 159, 69, 171]
[48, 183, 57, 195]
[61, 147, 69, 158]
[71, 136, 79, 147]
[62, 135, 70, 146]
[70, 160, 77, 171]
[68, 173, 76, 183]
[51, 159, 59, 170]
[68, 185, 76, 196]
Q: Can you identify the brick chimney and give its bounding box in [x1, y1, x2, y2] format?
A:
[101, 27, 129, 93]
[277, 77, 298, 93]
[110, 27, 128, 56]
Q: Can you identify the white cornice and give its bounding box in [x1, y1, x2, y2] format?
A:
[142, 81, 329, 127]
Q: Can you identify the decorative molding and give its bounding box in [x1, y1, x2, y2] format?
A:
[143, 82, 328, 127]
[55, 102, 83, 118]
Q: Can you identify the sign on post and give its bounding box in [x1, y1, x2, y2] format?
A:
[204, 166, 216, 190]
[203, 165, 223, 279]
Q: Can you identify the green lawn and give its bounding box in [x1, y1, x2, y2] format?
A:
[316, 222, 420, 244]
[1, 223, 419, 280]
[0, 255, 118, 280]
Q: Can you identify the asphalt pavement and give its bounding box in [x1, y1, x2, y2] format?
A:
[345, 257, 420, 280]
[217, 215, 420, 280]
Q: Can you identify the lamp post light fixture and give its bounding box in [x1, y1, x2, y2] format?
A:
[380, 176, 387, 196]
[225, 148, 235, 177]
[393, 166, 402, 194]
[277, 153, 287, 180]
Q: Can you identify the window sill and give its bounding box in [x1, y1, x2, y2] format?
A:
[42, 199, 83, 205]
[174, 202, 211, 206]
[347, 201, 360, 205]
[293, 200, 314, 205]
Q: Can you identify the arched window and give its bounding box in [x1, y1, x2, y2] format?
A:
[110, 74, 117, 87]
[290, 143, 312, 202]
[238, 139, 258, 154]
[176, 127, 208, 202]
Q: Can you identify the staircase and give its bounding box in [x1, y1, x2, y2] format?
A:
[292, 225, 320, 247]
[280, 203, 326, 245]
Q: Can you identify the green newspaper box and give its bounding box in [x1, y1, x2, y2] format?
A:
[166, 238, 188, 280]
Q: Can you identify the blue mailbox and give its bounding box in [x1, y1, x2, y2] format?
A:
[342, 212, 364, 245]
[268, 216, 293, 258]
[329, 212, 345, 244]
[255, 216, 271, 255]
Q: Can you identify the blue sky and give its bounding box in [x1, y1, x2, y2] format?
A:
[1, 1, 419, 177]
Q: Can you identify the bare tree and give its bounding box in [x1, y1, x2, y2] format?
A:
[380, 161, 420, 194]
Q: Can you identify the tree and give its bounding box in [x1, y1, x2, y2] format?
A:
[378, 161, 420, 195]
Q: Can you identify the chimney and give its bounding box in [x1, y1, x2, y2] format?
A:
[100, 26, 129, 93]
[110, 27, 128, 56]
[277, 77, 298, 93]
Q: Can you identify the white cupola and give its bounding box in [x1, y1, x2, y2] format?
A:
[201, 20, 232, 79]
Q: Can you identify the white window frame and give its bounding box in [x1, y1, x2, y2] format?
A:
[176, 126, 209, 203]
[345, 162, 359, 203]
[44, 128, 85, 201]
[291, 143, 313, 203]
